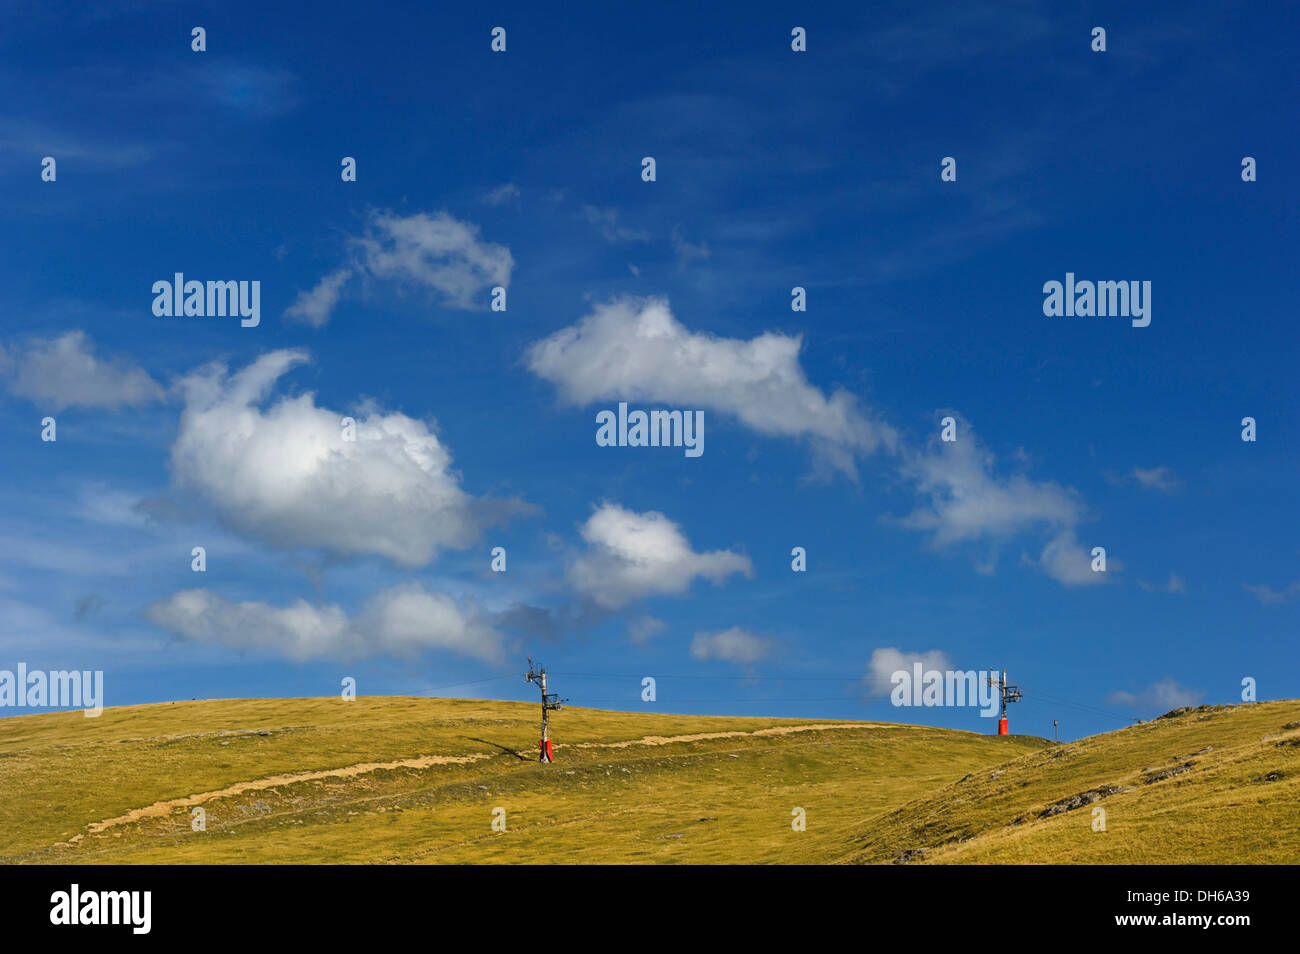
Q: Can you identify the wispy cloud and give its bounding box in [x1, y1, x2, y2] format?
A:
[582, 204, 650, 243]
[287, 210, 513, 324]
[284, 268, 352, 328]
[482, 182, 520, 206]
[898, 416, 1105, 587]
[1108, 678, 1203, 712]
[690, 626, 774, 666]
[1107, 466, 1182, 493]
[0, 117, 155, 167]
[0, 331, 163, 411]
[194, 63, 299, 118]
[1244, 581, 1300, 605]
[352, 210, 513, 311]
[1139, 573, 1186, 594]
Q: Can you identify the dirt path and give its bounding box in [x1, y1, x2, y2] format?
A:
[76, 752, 492, 838]
[573, 723, 880, 749]
[69, 722, 879, 840]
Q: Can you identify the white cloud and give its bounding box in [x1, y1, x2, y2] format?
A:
[284, 268, 352, 328]
[352, 210, 512, 310]
[582, 204, 650, 243]
[1131, 466, 1181, 493]
[146, 583, 505, 663]
[690, 626, 773, 665]
[526, 297, 894, 474]
[862, 647, 952, 697]
[901, 419, 1109, 587]
[670, 227, 710, 265]
[1037, 529, 1109, 587]
[1, 331, 162, 411]
[902, 426, 1080, 547]
[1139, 573, 1186, 594]
[0, 118, 154, 167]
[171, 349, 523, 567]
[568, 503, 752, 609]
[1244, 580, 1300, 604]
[627, 615, 667, 644]
[482, 183, 520, 206]
[1108, 678, 1203, 712]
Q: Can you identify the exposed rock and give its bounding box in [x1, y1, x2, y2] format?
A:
[892, 847, 929, 864]
[1142, 765, 1191, 784]
[1039, 785, 1129, 818]
[1157, 704, 1233, 721]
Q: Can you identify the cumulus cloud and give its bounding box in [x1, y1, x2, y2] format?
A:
[1107, 678, 1203, 712]
[0, 331, 163, 411]
[568, 503, 752, 609]
[862, 647, 953, 697]
[284, 268, 352, 328]
[147, 583, 505, 663]
[352, 210, 512, 310]
[690, 626, 773, 665]
[526, 297, 894, 474]
[170, 349, 525, 567]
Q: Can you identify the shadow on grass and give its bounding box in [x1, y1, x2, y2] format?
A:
[466, 737, 530, 761]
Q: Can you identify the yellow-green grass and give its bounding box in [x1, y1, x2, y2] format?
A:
[0, 697, 1041, 864]
[1, 697, 1294, 864]
[841, 699, 1300, 864]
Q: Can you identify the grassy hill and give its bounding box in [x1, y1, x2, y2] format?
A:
[0, 696, 1294, 864]
[842, 699, 1300, 864]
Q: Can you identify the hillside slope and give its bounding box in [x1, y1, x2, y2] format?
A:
[842, 700, 1300, 864]
[0, 697, 1042, 864]
[1, 697, 1294, 864]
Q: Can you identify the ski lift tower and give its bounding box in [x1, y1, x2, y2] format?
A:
[525, 659, 565, 762]
[988, 668, 1023, 736]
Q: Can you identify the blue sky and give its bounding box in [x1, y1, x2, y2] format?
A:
[0, 0, 1296, 741]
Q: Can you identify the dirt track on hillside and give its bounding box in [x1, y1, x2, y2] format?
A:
[68, 722, 879, 840]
